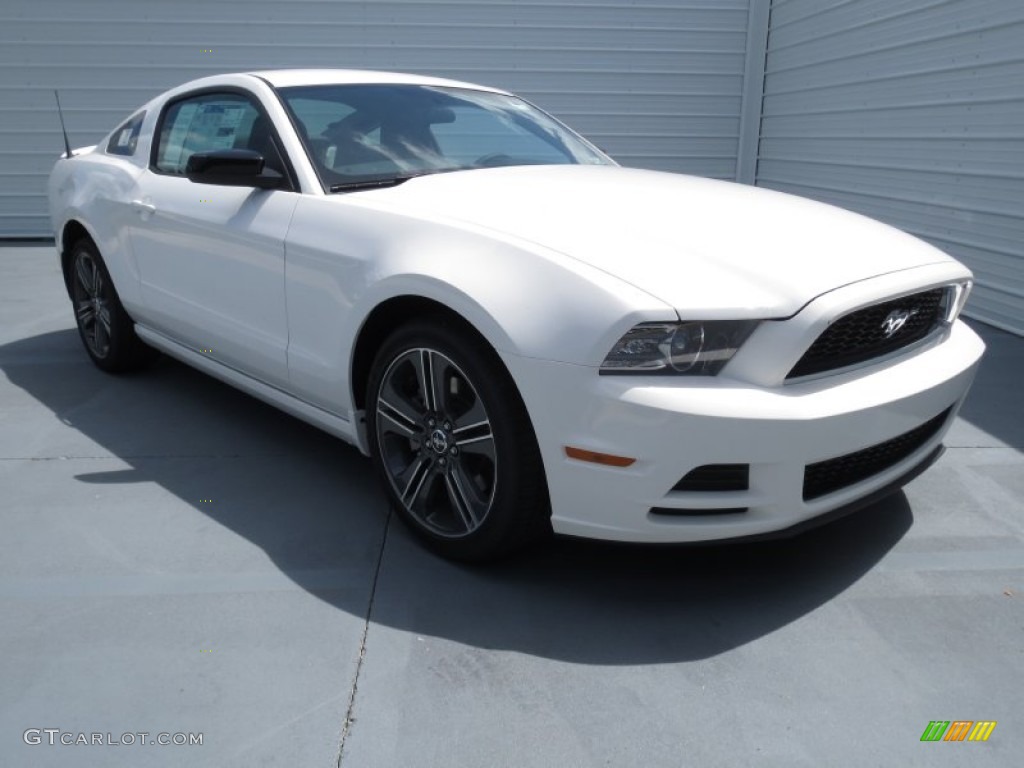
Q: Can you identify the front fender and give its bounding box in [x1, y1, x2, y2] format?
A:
[283, 194, 674, 417]
[347, 198, 676, 364]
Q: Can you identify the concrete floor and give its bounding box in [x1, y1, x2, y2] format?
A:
[1, 245, 1021, 767]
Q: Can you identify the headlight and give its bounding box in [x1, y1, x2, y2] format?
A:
[600, 320, 758, 376]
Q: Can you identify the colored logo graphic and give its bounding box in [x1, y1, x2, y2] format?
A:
[921, 721, 996, 742]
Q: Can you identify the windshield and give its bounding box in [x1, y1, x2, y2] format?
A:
[278, 84, 613, 191]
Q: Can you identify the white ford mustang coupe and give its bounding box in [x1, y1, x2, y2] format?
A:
[49, 69, 984, 560]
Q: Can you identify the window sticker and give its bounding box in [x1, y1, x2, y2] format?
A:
[192, 103, 246, 151]
[162, 102, 199, 171]
[160, 98, 255, 172]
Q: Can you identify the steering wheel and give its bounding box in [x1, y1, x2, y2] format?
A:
[473, 153, 515, 168]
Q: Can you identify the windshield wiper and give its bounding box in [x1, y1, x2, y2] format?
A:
[329, 175, 419, 193]
[328, 167, 469, 193]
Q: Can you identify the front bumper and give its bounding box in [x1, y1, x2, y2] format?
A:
[502, 318, 984, 543]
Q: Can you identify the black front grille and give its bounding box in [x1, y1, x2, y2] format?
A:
[803, 407, 952, 501]
[788, 288, 947, 379]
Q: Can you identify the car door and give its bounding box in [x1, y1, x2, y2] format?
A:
[128, 89, 298, 389]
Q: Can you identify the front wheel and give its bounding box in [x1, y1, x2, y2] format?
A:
[367, 319, 549, 561]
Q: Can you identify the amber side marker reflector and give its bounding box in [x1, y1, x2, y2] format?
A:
[565, 446, 636, 467]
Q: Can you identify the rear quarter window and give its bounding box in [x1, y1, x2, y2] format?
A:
[106, 111, 145, 156]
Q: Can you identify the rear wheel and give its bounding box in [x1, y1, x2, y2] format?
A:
[69, 238, 157, 372]
[367, 318, 549, 561]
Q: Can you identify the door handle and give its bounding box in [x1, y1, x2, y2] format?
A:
[130, 199, 155, 215]
[131, 199, 154, 221]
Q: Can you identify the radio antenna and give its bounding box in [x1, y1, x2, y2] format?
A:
[54, 90, 74, 158]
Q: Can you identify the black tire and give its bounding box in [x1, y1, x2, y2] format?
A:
[367, 317, 550, 561]
[68, 238, 158, 373]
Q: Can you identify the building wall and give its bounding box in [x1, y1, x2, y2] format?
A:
[0, 0, 752, 237]
[4, 0, 1021, 333]
[757, 0, 1024, 334]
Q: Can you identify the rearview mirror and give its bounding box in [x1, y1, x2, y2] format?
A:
[185, 149, 283, 189]
[426, 107, 455, 125]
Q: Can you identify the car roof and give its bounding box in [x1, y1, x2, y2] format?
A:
[247, 68, 507, 94]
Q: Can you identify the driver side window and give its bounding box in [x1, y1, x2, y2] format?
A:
[154, 92, 285, 176]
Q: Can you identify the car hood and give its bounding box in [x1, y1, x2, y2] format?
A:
[364, 165, 954, 318]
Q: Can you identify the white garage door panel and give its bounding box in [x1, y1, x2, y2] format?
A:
[764, 63, 1024, 116]
[758, 0, 1024, 335]
[760, 137, 1024, 176]
[757, 160, 1024, 215]
[0, 0, 752, 237]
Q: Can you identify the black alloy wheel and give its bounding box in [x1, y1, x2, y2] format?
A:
[367, 319, 549, 560]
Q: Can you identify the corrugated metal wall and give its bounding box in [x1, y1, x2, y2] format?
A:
[757, 0, 1024, 334]
[0, 0, 751, 238]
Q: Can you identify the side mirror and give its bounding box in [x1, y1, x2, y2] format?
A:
[185, 149, 283, 189]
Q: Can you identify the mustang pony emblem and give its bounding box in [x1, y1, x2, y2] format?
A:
[881, 308, 918, 338]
